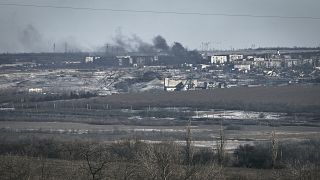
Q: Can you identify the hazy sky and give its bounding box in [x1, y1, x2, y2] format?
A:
[0, 0, 320, 53]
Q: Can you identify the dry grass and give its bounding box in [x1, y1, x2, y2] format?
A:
[82, 85, 320, 113]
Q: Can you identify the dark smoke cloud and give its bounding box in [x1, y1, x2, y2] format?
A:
[131, 34, 155, 53]
[0, 22, 89, 53]
[18, 24, 48, 52]
[54, 37, 87, 53]
[113, 30, 131, 51]
[111, 29, 173, 54]
[112, 29, 158, 53]
[153, 35, 169, 51]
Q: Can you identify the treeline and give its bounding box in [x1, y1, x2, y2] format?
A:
[234, 141, 320, 169]
[0, 52, 89, 65]
[0, 89, 97, 104]
[0, 136, 319, 180]
[255, 46, 320, 51]
[80, 86, 320, 113]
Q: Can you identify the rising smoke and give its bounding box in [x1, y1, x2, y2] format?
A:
[153, 35, 169, 51]
[18, 24, 48, 52]
[111, 28, 170, 53]
[0, 23, 88, 53]
[1, 22, 173, 54]
[112, 30, 154, 53]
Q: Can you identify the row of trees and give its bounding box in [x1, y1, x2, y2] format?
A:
[0, 127, 319, 179]
[0, 138, 224, 180]
[0, 88, 97, 104]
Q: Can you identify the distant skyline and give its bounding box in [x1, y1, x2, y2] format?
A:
[0, 0, 320, 53]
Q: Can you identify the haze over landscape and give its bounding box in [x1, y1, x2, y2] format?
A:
[1, 1, 320, 179]
[1, 0, 320, 53]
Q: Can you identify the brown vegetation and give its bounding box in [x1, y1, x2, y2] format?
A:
[0, 135, 319, 180]
[80, 85, 320, 113]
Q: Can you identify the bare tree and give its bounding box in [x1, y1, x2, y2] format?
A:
[196, 163, 224, 180]
[182, 119, 201, 180]
[286, 160, 319, 180]
[271, 129, 278, 169]
[38, 156, 52, 180]
[214, 121, 226, 180]
[136, 143, 158, 179]
[136, 142, 179, 180]
[185, 119, 193, 165]
[111, 162, 137, 180]
[216, 123, 226, 166]
[0, 155, 31, 180]
[154, 143, 179, 180]
[81, 143, 110, 180]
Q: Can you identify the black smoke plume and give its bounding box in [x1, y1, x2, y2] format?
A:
[153, 35, 169, 51]
[18, 24, 47, 52]
[112, 30, 171, 54]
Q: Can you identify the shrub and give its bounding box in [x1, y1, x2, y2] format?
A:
[234, 144, 272, 168]
[225, 125, 242, 130]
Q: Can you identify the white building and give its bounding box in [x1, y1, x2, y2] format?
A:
[164, 78, 198, 91]
[285, 59, 300, 67]
[210, 55, 228, 64]
[28, 88, 43, 93]
[85, 56, 94, 63]
[254, 57, 265, 62]
[229, 54, 243, 62]
[234, 64, 251, 71]
[198, 64, 211, 69]
[268, 59, 282, 68]
[247, 56, 254, 60]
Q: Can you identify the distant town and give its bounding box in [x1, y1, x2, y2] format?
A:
[1, 46, 319, 99]
[2, 0, 320, 179]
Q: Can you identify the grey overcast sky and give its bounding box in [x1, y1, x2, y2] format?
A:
[0, 0, 320, 53]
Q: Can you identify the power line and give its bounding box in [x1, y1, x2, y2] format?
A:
[0, 2, 320, 20]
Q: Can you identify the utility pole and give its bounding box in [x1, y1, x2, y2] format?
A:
[65, 42, 68, 53]
[105, 43, 109, 55]
[185, 119, 193, 165]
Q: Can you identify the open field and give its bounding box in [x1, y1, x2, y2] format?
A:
[1, 85, 320, 179]
[85, 85, 320, 113]
[1, 85, 320, 150]
[3, 154, 315, 180]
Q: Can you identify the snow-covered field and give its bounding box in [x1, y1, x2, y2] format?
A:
[0, 68, 166, 94]
[1, 120, 319, 150]
[192, 110, 283, 120]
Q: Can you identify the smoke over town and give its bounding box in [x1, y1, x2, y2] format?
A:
[1, 1, 320, 180]
[111, 29, 170, 54]
[18, 24, 46, 52]
[153, 35, 169, 51]
[0, 23, 89, 53]
[0, 22, 174, 54]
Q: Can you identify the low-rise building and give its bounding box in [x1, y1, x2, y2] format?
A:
[229, 54, 243, 62]
[198, 64, 211, 70]
[267, 59, 282, 68]
[85, 56, 94, 63]
[252, 58, 265, 67]
[285, 59, 300, 68]
[210, 55, 228, 64]
[116, 56, 132, 66]
[116, 55, 158, 67]
[234, 64, 251, 71]
[164, 78, 198, 91]
[254, 57, 265, 62]
[28, 88, 43, 93]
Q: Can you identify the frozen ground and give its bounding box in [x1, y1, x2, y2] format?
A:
[1, 120, 319, 150]
[192, 110, 283, 120]
[0, 68, 162, 94]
